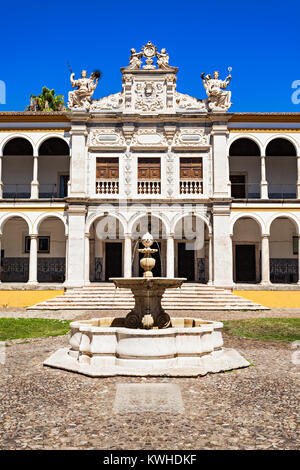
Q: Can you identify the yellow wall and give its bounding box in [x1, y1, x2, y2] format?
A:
[234, 290, 300, 308]
[0, 290, 64, 308]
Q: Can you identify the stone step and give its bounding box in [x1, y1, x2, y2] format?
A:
[27, 283, 268, 311]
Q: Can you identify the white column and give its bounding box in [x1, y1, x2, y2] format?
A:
[84, 233, 90, 284]
[297, 235, 300, 285]
[31, 155, 39, 199]
[208, 233, 213, 285]
[65, 206, 86, 288]
[64, 235, 68, 283]
[261, 234, 270, 285]
[69, 113, 88, 197]
[297, 157, 300, 199]
[166, 234, 175, 278]
[28, 234, 38, 284]
[210, 121, 231, 197]
[260, 154, 268, 199]
[212, 205, 233, 287]
[0, 234, 2, 283]
[0, 156, 3, 198]
[124, 234, 132, 278]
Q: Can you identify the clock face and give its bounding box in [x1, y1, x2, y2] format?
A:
[142, 42, 157, 59]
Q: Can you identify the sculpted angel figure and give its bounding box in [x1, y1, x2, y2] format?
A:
[156, 48, 170, 70]
[201, 71, 232, 111]
[68, 70, 99, 109]
[128, 48, 143, 70]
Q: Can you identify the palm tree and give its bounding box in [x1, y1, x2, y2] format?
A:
[27, 87, 65, 111]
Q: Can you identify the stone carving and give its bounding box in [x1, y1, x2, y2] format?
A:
[125, 41, 174, 70]
[135, 81, 164, 111]
[68, 70, 99, 109]
[175, 92, 207, 111]
[201, 70, 232, 111]
[174, 128, 208, 146]
[89, 128, 125, 147]
[90, 92, 123, 111]
[128, 49, 143, 70]
[131, 128, 167, 147]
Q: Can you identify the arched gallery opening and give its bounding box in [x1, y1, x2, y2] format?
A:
[131, 214, 167, 277]
[174, 215, 210, 282]
[269, 217, 299, 283]
[36, 217, 66, 283]
[266, 138, 297, 199]
[2, 138, 33, 198]
[38, 137, 70, 198]
[88, 215, 125, 281]
[232, 217, 261, 283]
[1, 216, 30, 282]
[229, 138, 261, 199]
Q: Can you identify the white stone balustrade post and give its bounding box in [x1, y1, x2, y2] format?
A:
[124, 234, 132, 278]
[166, 234, 175, 278]
[31, 154, 39, 199]
[84, 233, 90, 284]
[28, 234, 38, 284]
[260, 153, 268, 199]
[261, 234, 270, 285]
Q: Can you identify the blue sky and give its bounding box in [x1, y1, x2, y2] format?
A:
[1, 0, 299, 112]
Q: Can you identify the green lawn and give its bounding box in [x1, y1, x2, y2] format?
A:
[223, 318, 300, 342]
[0, 318, 71, 341]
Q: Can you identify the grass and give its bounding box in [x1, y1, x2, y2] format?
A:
[0, 318, 71, 341]
[223, 318, 300, 343]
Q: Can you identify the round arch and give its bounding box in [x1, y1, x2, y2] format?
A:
[128, 212, 170, 235]
[266, 213, 300, 235]
[0, 212, 32, 234]
[264, 135, 298, 156]
[170, 212, 211, 234]
[1, 135, 35, 156]
[37, 135, 70, 156]
[230, 213, 265, 236]
[228, 135, 263, 155]
[33, 212, 68, 236]
[86, 212, 127, 235]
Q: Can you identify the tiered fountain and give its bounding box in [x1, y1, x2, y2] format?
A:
[44, 233, 249, 376]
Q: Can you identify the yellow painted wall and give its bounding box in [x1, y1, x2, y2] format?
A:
[0, 290, 64, 308]
[234, 290, 300, 308]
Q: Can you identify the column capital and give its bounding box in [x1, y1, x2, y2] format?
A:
[261, 233, 270, 239]
[29, 234, 38, 239]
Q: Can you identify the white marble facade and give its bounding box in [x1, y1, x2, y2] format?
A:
[0, 42, 300, 288]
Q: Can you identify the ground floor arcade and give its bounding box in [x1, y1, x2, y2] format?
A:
[0, 208, 299, 288]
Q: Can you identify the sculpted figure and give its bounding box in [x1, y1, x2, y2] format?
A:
[68, 70, 99, 109]
[128, 48, 142, 70]
[201, 71, 232, 111]
[157, 48, 170, 70]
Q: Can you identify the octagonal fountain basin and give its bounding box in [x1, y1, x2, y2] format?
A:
[44, 317, 250, 377]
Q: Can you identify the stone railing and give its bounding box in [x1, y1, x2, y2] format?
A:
[180, 180, 203, 195]
[137, 180, 161, 195]
[96, 180, 119, 195]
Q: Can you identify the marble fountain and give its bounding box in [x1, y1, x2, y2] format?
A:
[44, 233, 249, 376]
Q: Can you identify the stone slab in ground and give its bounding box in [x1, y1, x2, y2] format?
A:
[113, 383, 185, 413]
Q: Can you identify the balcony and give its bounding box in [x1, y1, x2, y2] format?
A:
[2, 184, 64, 199]
[96, 179, 119, 195]
[180, 180, 203, 195]
[137, 180, 161, 195]
[230, 182, 297, 200]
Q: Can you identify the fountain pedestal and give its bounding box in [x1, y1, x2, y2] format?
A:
[111, 278, 186, 329]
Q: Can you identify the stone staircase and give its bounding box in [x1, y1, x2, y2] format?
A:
[27, 283, 268, 311]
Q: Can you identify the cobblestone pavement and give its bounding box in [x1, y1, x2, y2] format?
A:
[0, 333, 299, 450]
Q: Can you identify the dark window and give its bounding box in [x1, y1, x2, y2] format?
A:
[25, 236, 50, 254]
[3, 138, 33, 155]
[293, 236, 299, 255]
[230, 174, 246, 198]
[266, 138, 296, 156]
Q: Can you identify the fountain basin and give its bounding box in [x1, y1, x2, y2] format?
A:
[44, 317, 250, 377]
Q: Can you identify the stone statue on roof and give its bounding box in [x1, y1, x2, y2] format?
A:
[201, 70, 232, 111]
[68, 70, 100, 109]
